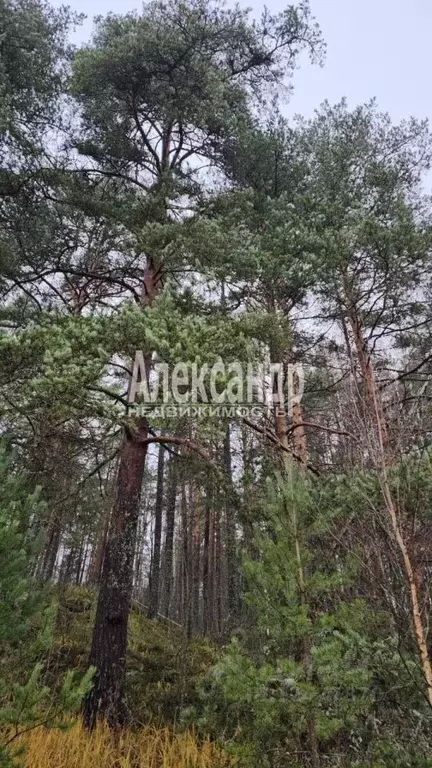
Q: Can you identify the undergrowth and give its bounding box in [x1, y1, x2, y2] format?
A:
[15, 721, 237, 768]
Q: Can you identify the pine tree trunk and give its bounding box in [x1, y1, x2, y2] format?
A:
[82, 431, 149, 728]
[82, 256, 160, 729]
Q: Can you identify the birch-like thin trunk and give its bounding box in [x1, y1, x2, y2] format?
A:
[341, 270, 432, 706]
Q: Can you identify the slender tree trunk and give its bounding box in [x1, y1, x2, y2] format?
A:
[214, 507, 222, 636]
[88, 506, 111, 587]
[365, 340, 432, 706]
[341, 269, 432, 706]
[290, 366, 308, 466]
[40, 509, 62, 581]
[173, 536, 183, 623]
[160, 456, 176, 617]
[78, 540, 88, 585]
[148, 443, 165, 619]
[191, 484, 201, 634]
[239, 423, 256, 559]
[186, 482, 193, 636]
[134, 499, 149, 595]
[87, 459, 116, 587]
[341, 270, 389, 452]
[74, 541, 84, 585]
[60, 547, 76, 584]
[203, 487, 212, 636]
[349, 311, 389, 450]
[180, 479, 193, 636]
[223, 426, 238, 627]
[379, 467, 432, 706]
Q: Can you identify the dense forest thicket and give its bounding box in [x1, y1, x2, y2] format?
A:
[2, 0, 432, 765]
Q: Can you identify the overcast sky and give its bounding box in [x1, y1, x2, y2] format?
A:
[64, 0, 431, 133]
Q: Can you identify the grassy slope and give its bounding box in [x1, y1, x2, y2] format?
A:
[5, 586, 238, 767]
[50, 585, 217, 726]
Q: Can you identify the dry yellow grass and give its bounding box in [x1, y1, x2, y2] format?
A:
[13, 722, 237, 768]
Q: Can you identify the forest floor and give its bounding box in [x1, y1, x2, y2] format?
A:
[50, 585, 217, 725]
[10, 586, 235, 767]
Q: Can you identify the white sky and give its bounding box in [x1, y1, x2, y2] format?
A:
[286, 0, 432, 123]
[61, 0, 432, 186]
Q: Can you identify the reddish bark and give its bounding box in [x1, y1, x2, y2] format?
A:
[82, 431, 149, 728]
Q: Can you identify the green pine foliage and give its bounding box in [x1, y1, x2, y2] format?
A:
[187, 471, 432, 766]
